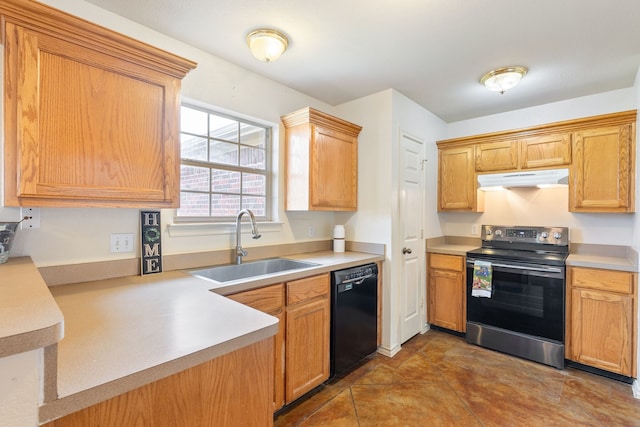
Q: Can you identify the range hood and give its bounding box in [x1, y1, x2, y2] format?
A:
[478, 168, 569, 190]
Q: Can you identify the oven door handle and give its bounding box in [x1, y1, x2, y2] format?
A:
[466, 260, 563, 274]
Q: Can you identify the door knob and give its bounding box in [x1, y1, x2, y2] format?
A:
[402, 247, 412, 254]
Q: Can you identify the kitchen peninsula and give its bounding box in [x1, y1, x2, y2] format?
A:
[1, 248, 383, 426]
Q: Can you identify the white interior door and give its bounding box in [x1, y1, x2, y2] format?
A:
[399, 132, 425, 344]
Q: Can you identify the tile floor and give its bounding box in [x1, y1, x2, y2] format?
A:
[274, 329, 640, 426]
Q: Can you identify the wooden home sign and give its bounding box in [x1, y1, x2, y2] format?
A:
[140, 210, 162, 275]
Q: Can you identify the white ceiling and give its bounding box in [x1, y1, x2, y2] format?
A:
[84, 0, 640, 122]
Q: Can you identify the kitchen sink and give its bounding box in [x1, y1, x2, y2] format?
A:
[188, 258, 320, 283]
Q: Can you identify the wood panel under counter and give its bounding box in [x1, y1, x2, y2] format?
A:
[40, 271, 278, 425]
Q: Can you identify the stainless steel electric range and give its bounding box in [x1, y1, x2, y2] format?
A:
[466, 225, 569, 369]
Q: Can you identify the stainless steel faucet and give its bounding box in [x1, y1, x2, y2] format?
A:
[235, 209, 261, 264]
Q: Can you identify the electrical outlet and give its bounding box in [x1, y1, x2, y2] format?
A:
[308, 224, 315, 237]
[20, 207, 41, 229]
[471, 224, 479, 235]
[111, 233, 134, 253]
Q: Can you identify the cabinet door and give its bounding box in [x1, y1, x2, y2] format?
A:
[475, 141, 518, 172]
[4, 22, 190, 208]
[285, 296, 330, 403]
[570, 124, 635, 212]
[438, 147, 482, 211]
[569, 287, 634, 376]
[519, 133, 571, 169]
[310, 125, 358, 211]
[227, 284, 285, 410]
[428, 268, 465, 332]
[282, 107, 361, 212]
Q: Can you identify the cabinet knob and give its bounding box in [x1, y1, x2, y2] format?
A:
[402, 247, 412, 254]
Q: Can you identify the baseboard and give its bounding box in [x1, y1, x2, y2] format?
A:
[377, 343, 401, 358]
[421, 323, 431, 334]
[633, 379, 640, 399]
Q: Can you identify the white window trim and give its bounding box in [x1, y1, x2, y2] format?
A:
[167, 220, 284, 237]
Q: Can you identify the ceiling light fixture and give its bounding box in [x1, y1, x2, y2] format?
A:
[246, 28, 289, 63]
[480, 66, 528, 94]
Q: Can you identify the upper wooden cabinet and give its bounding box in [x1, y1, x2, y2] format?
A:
[570, 124, 635, 212]
[438, 146, 483, 212]
[476, 134, 571, 172]
[519, 133, 571, 169]
[475, 141, 518, 172]
[437, 110, 636, 213]
[1, 0, 196, 207]
[281, 107, 361, 211]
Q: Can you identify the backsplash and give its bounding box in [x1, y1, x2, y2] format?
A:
[439, 187, 635, 245]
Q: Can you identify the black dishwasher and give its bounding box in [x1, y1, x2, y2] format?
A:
[331, 263, 378, 377]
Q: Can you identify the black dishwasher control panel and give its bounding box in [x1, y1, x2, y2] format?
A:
[334, 263, 377, 283]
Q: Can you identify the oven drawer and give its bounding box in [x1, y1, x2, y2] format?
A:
[570, 267, 633, 294]
[429, 253, 464, 271]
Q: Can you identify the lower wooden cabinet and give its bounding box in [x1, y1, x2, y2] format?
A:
[227, 284, 285, 410]
[285, 273, 331, 403]
[228, 273, 331, 409]
[566, 266, 637, 377]
[427, 253, 466, 332]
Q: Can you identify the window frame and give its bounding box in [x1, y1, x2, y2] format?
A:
[176, 103, 272, 222]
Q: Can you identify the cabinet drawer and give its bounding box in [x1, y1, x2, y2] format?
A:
[287, 274, 330, 305]
[429, 253, 464, 272]
[570, 267, 633, 294]
[228, 284, 284, 314]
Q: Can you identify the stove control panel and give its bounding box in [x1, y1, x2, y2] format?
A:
[482, 225, 569, 246]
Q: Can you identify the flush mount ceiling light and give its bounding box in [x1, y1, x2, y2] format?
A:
[480, 66, 528, 94]
[246, 29, 289, 63]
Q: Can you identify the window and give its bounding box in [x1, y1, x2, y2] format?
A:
[178, 104, 271, 220]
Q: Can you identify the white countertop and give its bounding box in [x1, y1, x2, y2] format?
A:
[566, 253, 638, 272]
[426, 238, 638, 273]
[40, 250, 383, 422]
[426, 243, 480, 257]
[0, 257, 63, 358]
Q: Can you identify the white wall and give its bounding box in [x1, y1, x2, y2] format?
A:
[440, 88, 638, 246]
[333, 89, 447, 353]
[0, 0, 341, 267]
[333, 90, 397, 351]
[446, 88, 636, 139]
